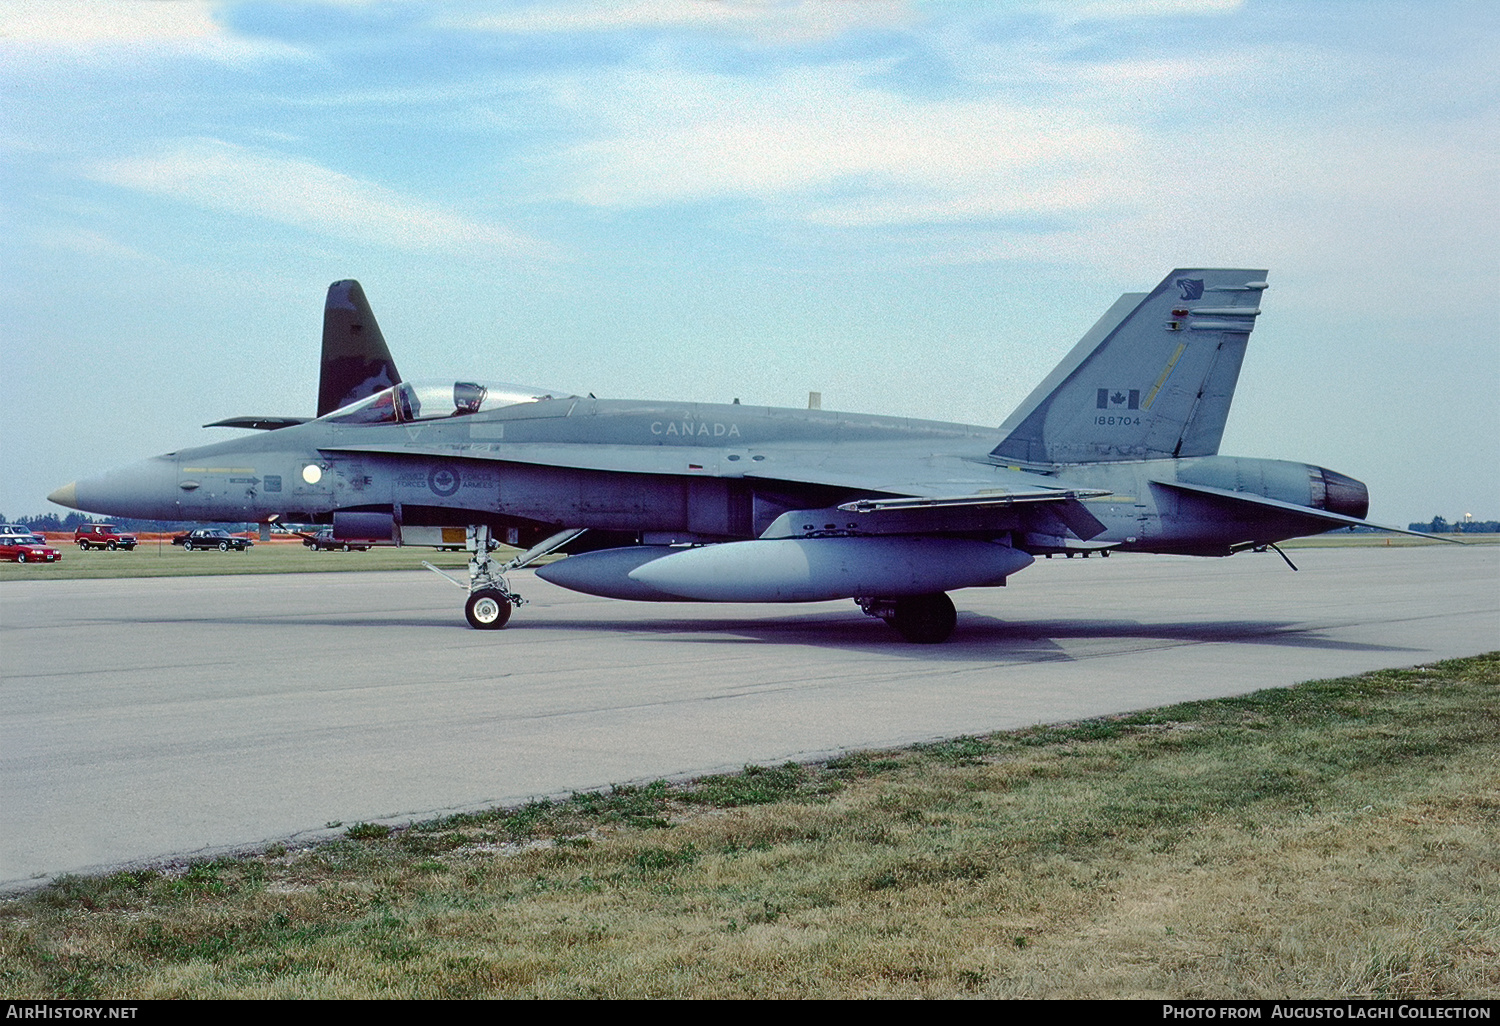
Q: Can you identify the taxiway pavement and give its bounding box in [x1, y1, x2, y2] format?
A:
[2, 545, 1496, 888]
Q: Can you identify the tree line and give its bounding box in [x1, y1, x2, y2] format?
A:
[1407, 516, 1500, 534]
[1, 512, 251, 533]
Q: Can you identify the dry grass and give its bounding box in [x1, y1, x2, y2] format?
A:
[3, 655, 1496, 999]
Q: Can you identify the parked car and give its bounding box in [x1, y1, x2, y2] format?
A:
[1, 538, 61, 563]
[0, 524, 42, 544]
[74, 523, 138, 551]
[172, 528, 253, 552]
[301, 528, 371, 552]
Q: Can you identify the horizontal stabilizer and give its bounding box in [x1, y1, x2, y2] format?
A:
[204, 416, 311, 431]
[1156, 480, 1462, 542]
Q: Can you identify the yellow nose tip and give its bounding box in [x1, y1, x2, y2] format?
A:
[48, 482, 79, 509]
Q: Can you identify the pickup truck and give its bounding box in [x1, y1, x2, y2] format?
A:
[74, 523, 138, 551]
[302, 528, 372, 552]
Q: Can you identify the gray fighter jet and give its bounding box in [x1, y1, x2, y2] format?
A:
[49, 270, 1442, 642]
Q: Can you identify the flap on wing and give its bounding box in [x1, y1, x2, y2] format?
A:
[1156, 480, 1461, 542]
[761, 491, 1107, 541]
[838, 488, 1109, 512]
[839, 490, 1109, 541]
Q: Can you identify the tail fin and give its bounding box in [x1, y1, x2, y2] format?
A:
[992, 269, 1267, 464]
[317, 280, 402, 417]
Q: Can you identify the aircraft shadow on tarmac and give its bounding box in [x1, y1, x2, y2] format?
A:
[136, 608, 1424, 664]
[462, 610, 1426, 662]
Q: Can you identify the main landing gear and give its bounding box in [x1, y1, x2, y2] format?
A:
[426, 526, 586, 630]
[858, 592, 958, 644]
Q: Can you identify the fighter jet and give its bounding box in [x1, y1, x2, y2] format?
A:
[49, 269, 1443, 642]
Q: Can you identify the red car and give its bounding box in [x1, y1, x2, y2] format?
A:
[74, 523, 138, 551]
[1, 538, 62, 563]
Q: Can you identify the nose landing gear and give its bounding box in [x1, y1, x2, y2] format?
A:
[459, 525, 523, 630]
[426, 525, 586, 630]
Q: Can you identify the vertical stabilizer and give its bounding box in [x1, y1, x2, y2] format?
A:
[318, 280, 402, 417]
[992, 268, 1266, 464]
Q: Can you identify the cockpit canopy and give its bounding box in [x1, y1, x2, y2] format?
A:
[324, 380, 574, 425]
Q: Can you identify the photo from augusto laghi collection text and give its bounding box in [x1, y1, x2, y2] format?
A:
[1162, 1006, 1492, 1020]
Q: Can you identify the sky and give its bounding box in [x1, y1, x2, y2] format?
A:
[1, 0, 1496, 526]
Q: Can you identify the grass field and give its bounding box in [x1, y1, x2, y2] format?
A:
[3, 654, 1495, 999]
[0, 537, 484, 582]
[1279, 532, 1496, 549]
[1, 532, 1488, 583]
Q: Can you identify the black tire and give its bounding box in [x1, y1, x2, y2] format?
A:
[465, 589, 512, 630]
[183, 541, 192, 551]
[890, 592, 957, 644]
[16, 552, 26, 563]
[106, 541, 117, 551]
[341, 544, 350, 552]
[78, 540, 89, 551]
[218, 540, 229, 551]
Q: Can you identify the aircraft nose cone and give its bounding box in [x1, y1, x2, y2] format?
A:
[55, 458, 181, 519]
[48, 482, 79, 509]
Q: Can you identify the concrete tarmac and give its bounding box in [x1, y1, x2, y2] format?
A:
[2, 544, 1496, 889]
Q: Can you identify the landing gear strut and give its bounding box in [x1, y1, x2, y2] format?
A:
[858, 592, 958, 644]
[425, 526, 586, 630]
[459, 525, 523, 630]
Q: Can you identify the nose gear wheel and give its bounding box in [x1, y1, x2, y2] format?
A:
[465, 589, 512, 630]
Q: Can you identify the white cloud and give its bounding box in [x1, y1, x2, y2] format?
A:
[542, 46, 1498, 291]
[1036, 0, 1244, 22]
[30, 227, 153, 263]
[92, 138, 537, 255]
[0, 0, 301, 63]
[910, 120, 1500, 284]
[553, 65, 1135, 217]
[453, 0, 914, 44]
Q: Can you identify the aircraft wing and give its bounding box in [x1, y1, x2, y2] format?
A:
[321, 441, 1111, 539]
[1155, 480, 1461, 542]
[319, 441, 1029, 495]
[324, 440, 780, 478]
[833, 490, 1109, 541]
